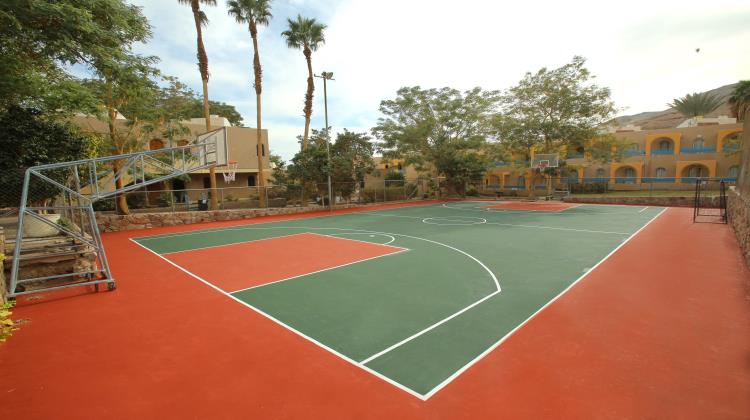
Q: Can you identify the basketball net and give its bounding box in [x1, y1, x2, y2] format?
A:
[220, 161, 238, 183]
[538, 161, 549, 171]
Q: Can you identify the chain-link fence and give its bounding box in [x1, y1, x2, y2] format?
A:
[477, 177, 738, 198]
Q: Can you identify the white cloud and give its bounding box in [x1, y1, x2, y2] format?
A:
[129, 0, 750, 160]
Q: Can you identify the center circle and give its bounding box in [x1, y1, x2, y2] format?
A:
[422, 217, 487, 226]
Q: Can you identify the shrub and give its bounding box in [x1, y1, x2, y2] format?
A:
[466, 187, 479, 196]
[1, 301, 17, 342]
[570, 182, 608, 194]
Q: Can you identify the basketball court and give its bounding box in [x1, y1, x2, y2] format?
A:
[4, 198, 750, 420]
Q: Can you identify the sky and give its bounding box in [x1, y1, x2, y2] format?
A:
[126, 0, 750, 160]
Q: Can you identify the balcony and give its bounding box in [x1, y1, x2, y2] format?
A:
[565, 153, 585, 159]
[651, 149, 674, 155]
[723, 144, 740, 152]
[624, 149, 645, 157]
[641, 177, 676, 183]
[680, 146, 716, 154]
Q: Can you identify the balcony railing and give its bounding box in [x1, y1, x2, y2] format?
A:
[565, 153, 585, 159]
[651, 149, 674, 155]
[723, 144, 740, 152]
[680, 146, 716, 154]
[641, 177, 676, 183]
[624, 149, 645, 157]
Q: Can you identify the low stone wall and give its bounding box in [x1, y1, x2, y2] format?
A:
[728, 188, 750, 267]
[96, 202, 400, 232]
[564, 196, 713, 207]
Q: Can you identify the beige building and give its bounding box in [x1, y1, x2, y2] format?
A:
[74, 114, 272, 204]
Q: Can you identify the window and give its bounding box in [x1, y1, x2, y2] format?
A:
[203, 176, 211, 189]
[688, 166, 706, 178]
[623, 167, 636, 184]
[595, 168, 606, 178]
[729, 166, 739, 178]
[149, 139, 165, 150]
[517, 176, 525, 187]
[247, 174, 256, 187]
[262, 144, 265, 156]
[628, 143, 639, 150]
[659, 140, 671, 150]
[655, 167, 666, 178]
[693, 136, 704, 149]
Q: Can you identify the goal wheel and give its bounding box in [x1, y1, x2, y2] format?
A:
[107, 282, 116, 291]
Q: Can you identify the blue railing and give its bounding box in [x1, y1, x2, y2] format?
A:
[565, 153, 584, 159]
[583, 177, 609, 183]
[624, 149, 645, 157]
[651, 149, 674, 155]
[680, 146, 716, 154]
[615, 178, 637, 184]
[641, 177, 676, 183]
[723, 145, 739, 152]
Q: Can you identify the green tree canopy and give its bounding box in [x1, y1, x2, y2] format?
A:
[372, 86, 499, 191]
[0, 0, 151, 114]
[496, 56, 617, 160]
[185, 100, 244, 125]
[729, 81, 750, 121]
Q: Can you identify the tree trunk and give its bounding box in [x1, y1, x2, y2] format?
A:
[192, 1, 218, 210]
[112, 159, 130, 215]
[250, 22, 266, 208]
[302, 45, 314, 150]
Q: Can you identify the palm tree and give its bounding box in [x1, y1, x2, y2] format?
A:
[179, 0, 220, 209]
[227, 0, 272, 207]
[282, 15, 326, 149]
[729, 81, 750, 121]
[667, 92, 725, 118]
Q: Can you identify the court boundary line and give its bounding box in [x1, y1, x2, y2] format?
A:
[419, 206, 669, 399]
[478, 202, 583, 213]
[156, 232, 309, 255]
[128, 238, 429, 401]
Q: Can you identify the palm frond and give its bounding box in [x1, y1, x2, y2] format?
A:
[667, 92, 725, 118]
[226, 0, 272, 26]
[281, 14, 326, 50]
[728, 80, 750, 121]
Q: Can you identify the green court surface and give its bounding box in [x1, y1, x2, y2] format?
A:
[132, 201, 665, 399]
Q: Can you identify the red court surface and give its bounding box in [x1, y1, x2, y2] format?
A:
[1, 203, 750, 419]
[482, 201, 579, 211]
[164, 232, 405, 292]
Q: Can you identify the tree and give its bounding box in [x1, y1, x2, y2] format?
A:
[228, 0, 273, 207]
[372, 86, 499, 193]
[0, 0, 150, 114]
[281, 15, 326, 149]
[179, 0, 220, 209]
[268, 154, 288, 185]
[0, 106, 93, 208]
[729, 81, 750, 122]
[668, 92, 725, 118]
[185, 100, 244, 125]
[497, 56, 617, 197]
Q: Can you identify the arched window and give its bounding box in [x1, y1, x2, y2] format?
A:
[688, 166, 706, 178]
[149, 139, 164, 150]
[517, 176, 525, 187]
[693, 136, 704, 149]
[658, 140, 671, 151]
[729, 166, 739, 178]
[655, 167, 666, 178]
[595, 168, 606, 178]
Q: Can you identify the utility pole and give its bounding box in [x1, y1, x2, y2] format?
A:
[315, 72, 335, 211]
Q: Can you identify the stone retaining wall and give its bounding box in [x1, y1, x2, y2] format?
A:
[564, 196, 714, 207]
[1, 228, 5, 303]
[95, 202, 402, 232]
[728, 188, 750, 267]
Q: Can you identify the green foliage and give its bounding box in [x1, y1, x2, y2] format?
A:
[496, 56, 617, 159]
[385, 170, 405, 181]
[729, 80, 750, 121]
[668, 92, 725, 118]
[185, 100, 244, 125]
[269, 154, 289, 184]
[1, 301, 17, 342]
[372, 86, 499, 190]
[0, 0, 151, 114]
[570, 182, 608, 194]
[281, 15, 326, 51]
[0, 106, 92, 207]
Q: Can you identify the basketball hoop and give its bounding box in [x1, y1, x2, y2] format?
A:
[531, 153, 559, 170]
[538, 161, 549, 170]
[219, 161, 238, 183]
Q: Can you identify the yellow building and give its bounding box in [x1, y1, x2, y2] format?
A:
[483, 120, 743, 193]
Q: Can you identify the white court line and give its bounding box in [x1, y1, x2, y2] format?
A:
[352, 211, 630, 235]
[228, 249, 409, 294]
[158, 232, 309, 255]
[307, 232, 404, 250]
[639, 207, 649, 213]
[128, 238, 428, 401]
[324, 232, 397, 245]
[419, 207, 669, 399]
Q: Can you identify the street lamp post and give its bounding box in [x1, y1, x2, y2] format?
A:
[315, 71, 334, 211]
